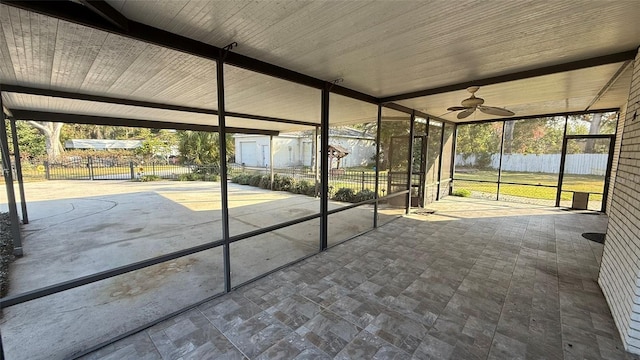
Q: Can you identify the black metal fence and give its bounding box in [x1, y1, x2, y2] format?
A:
[42, 158, 194, 180]
[8, 160, 391, 194]
[228, 163, 381, 192]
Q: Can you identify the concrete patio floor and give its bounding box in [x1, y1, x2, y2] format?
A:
[74, 197, 639, 360]
[0, 180, 399, 360]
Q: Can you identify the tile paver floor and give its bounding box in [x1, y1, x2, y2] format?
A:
[82, 198, 638, 359]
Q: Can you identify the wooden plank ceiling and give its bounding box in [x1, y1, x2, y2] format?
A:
[1, 1, 639, 129]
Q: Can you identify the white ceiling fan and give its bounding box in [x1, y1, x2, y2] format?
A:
[447, 86, 515, 119]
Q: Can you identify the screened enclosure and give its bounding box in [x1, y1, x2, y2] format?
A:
[452, 111, 618, 212]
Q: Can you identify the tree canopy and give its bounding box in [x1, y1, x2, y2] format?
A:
[7, 120, 47, 160]
[457, 112, 616, 161]
[177, 131, 234, 165]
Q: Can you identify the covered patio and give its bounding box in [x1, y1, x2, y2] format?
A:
[1, 1, 640, 359]
[80, 198, 625, 359]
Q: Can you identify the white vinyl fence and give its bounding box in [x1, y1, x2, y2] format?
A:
[455, 153, 608, 175]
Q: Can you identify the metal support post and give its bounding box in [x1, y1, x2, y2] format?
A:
[216, 55, 231, 293]
[314, 126, 319, 197]
[269, 135, 274, 190]
[320, 86, 330, 251]
[406, 111, 415, 214]
[436, 121, 446, 201]
[496, 121, 506, 201]
[0, 112, 23, 256]
[602, 137, 616, 212]
[556, 116, 569, 207]
[88, 156, 94, 180]
[9, 118, 28, 223]
[450, 124, 457, 195]
[374, 105, 382, 228]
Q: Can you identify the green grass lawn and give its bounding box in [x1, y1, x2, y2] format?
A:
[454, 170, 605, 201]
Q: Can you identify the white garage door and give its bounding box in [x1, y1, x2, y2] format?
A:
[240, 142, 258, 166]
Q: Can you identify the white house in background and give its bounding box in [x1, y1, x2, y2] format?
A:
[233, 127, 376, 168]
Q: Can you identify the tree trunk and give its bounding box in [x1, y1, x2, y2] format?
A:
[26, 121, 64, 160]
[585, 113, 602, 153]
[503, 121, 515, 154]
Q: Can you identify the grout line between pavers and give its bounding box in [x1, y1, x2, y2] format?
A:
[420, 216, 495, 359]
[554, 214, 568, 360]
[486, 215, 531, 360]
[196, 305, 253, 359]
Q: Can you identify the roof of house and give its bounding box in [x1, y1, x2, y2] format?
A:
[64, 139, 144, 150]
[234, 127, 375, 140]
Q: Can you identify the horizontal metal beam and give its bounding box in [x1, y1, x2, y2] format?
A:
[2, 0, 123, 33]
[329, 84, 379, 105]
[380, 50, 639, 103]
[2, 85, 317, 127]
[382, 102, 414, 114]
[225, 111, 318, 128]
[326, 197, 377, 215]
[78, 0, 128, 31]
[381, 103, 456, 125]
[453, 178, 558, 188]
[2, 0, 378, 104]
[585, 60, 633, 111]
[565, 134, 616, 139]
[9, 109, 279, 135]
[228, 214, 321, 244]
[456, 108, 620, 125]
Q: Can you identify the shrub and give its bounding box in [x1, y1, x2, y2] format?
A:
[192, 163, 220, 175]
[178, 173, 200, 181]
[259, 175, 271, 189]
[248, 174, 263, 187]
[305, 182, 318, 197]
[333, 187, 356, 202]
[354, 189, 376, 202]
[202, 174, 220, 181]
[177, 173, 219, 181]
[231, 173, 252, 185]
[0, 212, 14, 297]
[452, 189, 471, 197]
[293, 180, 316, 196]
[138, 175, 162, 182]
[273, 174, 294, 191]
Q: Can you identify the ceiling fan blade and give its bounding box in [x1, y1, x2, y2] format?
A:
[457, 108, 476, 119]
[478, 105, 515, 116]
[447, 106, 468, 111]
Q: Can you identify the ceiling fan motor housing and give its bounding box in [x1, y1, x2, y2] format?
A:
[461, 96, 484, 107]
